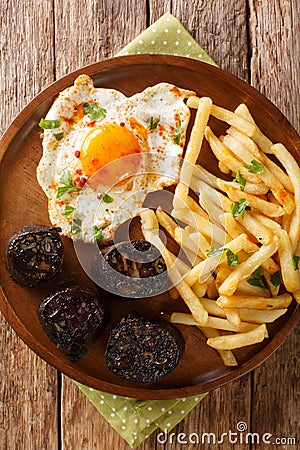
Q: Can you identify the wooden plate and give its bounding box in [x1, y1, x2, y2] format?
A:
[0, 55, 299, 400]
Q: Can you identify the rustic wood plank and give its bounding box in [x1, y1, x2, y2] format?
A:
[249, 1, 300, 447]
[251, 328, 300, 448]
[0, 324, 58, 450]
[0, 1, 58, 449]
[53, 0, 147, 77]
[62, 378, 162, 450]
[164, 375, 252, 450]
[0, 0, 55, 135]
[149, 0, 249, 80]
[249, 0, 300, 130]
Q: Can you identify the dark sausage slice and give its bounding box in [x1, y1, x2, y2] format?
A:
[5, 225, 63, 287]
[38, 287, 109, 361]
[93, 240, 169, 298]
[105, 312, 184, 383]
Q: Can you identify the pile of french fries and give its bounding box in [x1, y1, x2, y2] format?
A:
[139, 96, 300, 367]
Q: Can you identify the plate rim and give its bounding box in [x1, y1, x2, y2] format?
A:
[0, 54, 299, 399]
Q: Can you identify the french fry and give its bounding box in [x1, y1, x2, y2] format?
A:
[206, 276, 219, 299]
[188, 231, 211, 259]
[174, 97, 212, 208]
[234, 104, 294, 191]
[199, 327, 238, 366]
[172, 207, 227, 246]
[140, 209, 208, 325]
[174, 227, 202, 265]
[188, 97, 256, 136]
[218, 236, 279, 295]
[205, 126, 261, 183]
[224, 180, 269, 196]
[171, 312, 266, 334]
[264, 158, 294, 193]
[185, 234, 254, 286]
[185, 195, 208, 219]
[282, 212, 292, 233]
[206, 324, 267, 350]
[156, 208, 201, 264]
[192, 178, 232, 211]
[277, 229, 300, 292]
[192, 281, 207, 298]
[219, 161, 234, 175]
[224, 213, 279, 273]
[236, 280, 270, 297]
[223, 133, 265, 164]
[217, 293, 293, 310]
[179, 303, 287, 323]
[217, 265, 269, 297]
[272, 143, 300, 251]
[226, 126, 265, 162]
[137, 99, 299, 369]
[236, 213, 274, 245]
[294, 291, 300, 304]
[193, 164, 218, 187]
[234, 103, 274, 154]
[217, 178, 285, 217]
[224, 308, 241, 327]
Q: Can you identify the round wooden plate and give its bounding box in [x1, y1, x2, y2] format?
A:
[0, 55, 299, 399]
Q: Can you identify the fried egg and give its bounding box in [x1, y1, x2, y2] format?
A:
[37, 75, 194, 244]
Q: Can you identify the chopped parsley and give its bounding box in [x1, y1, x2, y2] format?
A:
[102, 193, 114, 203]
[226, 249, 239, 267]
[247, 266, 267, 291]
[207, 247, 239, 268]
[64, 205, 75, 218]
[83, 103, 107, 121]
[39, 118, 62, 129]
[56, 169, 82, 199]
[244, 159, 265, 174]
[54, 132, 64, 141]
[206, 247, 224, 257]
[233, 170, 246, 191]
[270, 271, 281, 287]
[71, 217, 82, 235]
[148, 117, 160, 130]
[93, 225, 103, 243]
[292, 255, 300, 270]
[171, 117, 183, 145]
[230, 198, 250, 219]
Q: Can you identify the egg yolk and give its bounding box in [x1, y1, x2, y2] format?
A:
[80, 124, 141, 178]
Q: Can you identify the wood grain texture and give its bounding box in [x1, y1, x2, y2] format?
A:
[249, 1, 300, 448]
[149, 0, 249, 80]
[0, 1, 58, 449]
[53, 0, 147, 77]
[0, 327, 58, 450]
[62, 377, 162, 450]
[249, 0, 300, 129]
[0, 0, 55, 134]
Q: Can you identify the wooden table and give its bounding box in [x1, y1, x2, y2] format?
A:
[0, 1, 299, 449]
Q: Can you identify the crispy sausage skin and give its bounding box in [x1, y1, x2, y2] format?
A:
[105, 312, 184, 383]
[38, 286, 109, 361]
[5, 225, 63, 287]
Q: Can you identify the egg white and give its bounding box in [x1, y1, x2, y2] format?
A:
[37, 75, 195, 243]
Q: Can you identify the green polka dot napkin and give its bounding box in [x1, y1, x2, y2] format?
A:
[117, 12, 216, 65]
[74, 12, 214, 448]
[77, 384, 208, 447]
